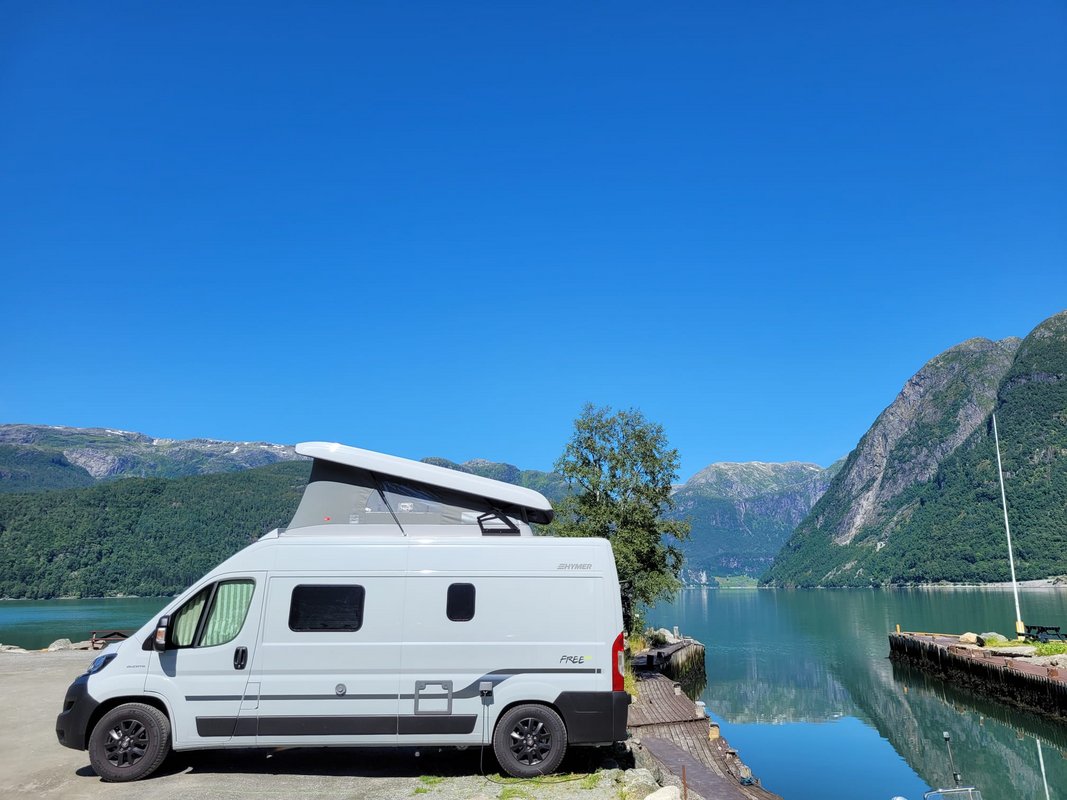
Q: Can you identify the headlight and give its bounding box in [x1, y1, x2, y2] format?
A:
[85, 653, 116, 676]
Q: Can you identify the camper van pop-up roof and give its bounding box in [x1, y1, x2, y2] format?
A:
[287, 442, 555, 535]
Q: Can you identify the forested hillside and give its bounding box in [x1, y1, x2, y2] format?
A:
[766, 311, 1067, 586]
[0, 462, 311, 598]
[0, 455, 563, 599]
[668, 461, 841, 579]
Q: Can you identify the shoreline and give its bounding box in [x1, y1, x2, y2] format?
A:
[684, 577, 1067, 590]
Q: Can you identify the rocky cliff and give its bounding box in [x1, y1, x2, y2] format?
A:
[766, 310, 1067, 586]
[0, 425, 303, 491]
[670, 460, 841, 579]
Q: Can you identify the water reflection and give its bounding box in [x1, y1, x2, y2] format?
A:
[648, 588, 1067, 799]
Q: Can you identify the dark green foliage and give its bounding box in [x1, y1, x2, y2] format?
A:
[766, 312, 1067, 587]
[0, 445, 96, 493]
[546, 404, 690, 630]
[669, 461, 841, 578]
[0, 461, 311, 598]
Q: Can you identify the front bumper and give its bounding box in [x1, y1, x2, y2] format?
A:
[55, 674, 98, 751]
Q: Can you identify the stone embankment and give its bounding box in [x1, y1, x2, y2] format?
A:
[1, 648, 679, 800]
[889, 630, 1067, 721]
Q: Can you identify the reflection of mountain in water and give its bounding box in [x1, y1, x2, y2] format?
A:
[651, 588, 1067, 797]
[784, 590, 1067, 798]
[888, 662, 1067, 795]
[703, 646, 854, 723]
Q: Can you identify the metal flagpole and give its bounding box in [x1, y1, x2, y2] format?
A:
[992, 413, 1024, 640]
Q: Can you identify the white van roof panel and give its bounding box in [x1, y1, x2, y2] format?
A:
[295, 442, 554, 519]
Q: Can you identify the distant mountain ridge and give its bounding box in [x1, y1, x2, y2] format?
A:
[766, 310, 1067, 586]
[0, 424, 837, 596]
[669, 460, 842, 580]
[0, 424, 302, 491]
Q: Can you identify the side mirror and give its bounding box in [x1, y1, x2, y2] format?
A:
[152, 615, 171, 652]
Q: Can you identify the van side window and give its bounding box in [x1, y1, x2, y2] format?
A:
[171, 587, 210, 647]
[446, 583, 476, 622]
[169, 579, 255, 648]
[289, 585, 365, 631]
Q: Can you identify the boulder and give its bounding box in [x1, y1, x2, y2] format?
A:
[989, 645, 1036, 657]
[0, 645, 28, 653]
[47, 638, 73, 651]
[621, 768, 660, 800]
[980, 632, 1007, 643]
[644, 787, 681, 800]
[959, 632, 979, 645]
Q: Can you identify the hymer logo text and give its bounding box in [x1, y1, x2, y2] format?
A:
[557, 563, 592, 570]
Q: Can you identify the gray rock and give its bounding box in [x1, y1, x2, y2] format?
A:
[989, 645, 1036, 657]
[643, 787, 681, 800]
[621, 768, 660, 800]
[47, 638, 73, 651]
[959, 632, 979, 644]
[0, 645, 28, 653]
[980, 631, 1007, 643]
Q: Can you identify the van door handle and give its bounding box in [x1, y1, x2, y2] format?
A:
[233, 646, 247, 670]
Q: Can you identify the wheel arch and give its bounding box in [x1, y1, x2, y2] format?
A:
[86, 695, 172, 743]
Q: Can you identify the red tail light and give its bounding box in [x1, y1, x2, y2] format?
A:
[612, 631, 625, 691]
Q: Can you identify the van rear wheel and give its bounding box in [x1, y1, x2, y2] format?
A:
[88, 703, 170, 782]
[493, 704, 567, 778]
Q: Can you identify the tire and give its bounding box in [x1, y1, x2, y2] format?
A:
[492, 703, 567, 778]
[88, 703, 171, 782]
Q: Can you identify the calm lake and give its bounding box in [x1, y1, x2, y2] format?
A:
[0, 597, 167, 650]
[648, 587, 1067, 800]
[3, 590, 1064, 798]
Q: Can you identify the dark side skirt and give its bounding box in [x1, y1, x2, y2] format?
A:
[196, 714, 479, 738]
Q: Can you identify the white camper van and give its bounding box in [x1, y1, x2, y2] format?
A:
[56, 442, 629, 782]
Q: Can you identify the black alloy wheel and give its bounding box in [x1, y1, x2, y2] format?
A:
[492, 703, 567, 778]
[88, 703, 171, 782]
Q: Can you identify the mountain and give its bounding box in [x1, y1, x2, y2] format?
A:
[421, 457, 569, 502]
[766, 310, 1067, 587]
[0, 425, 303, 491]
[669, 461, 842, 580]
[0, 461, 311, 598]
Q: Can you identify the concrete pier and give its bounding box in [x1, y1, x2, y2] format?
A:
[888, 632, 1067, 721]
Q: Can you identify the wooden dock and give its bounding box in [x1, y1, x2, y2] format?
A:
[888, 632, 1067, 721]
[629, 672, 781, 800]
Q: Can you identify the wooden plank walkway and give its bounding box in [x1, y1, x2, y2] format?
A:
[629, 672, 780, 800]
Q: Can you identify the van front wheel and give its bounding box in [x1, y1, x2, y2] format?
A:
[88, 703, 171, 782]
[493, 704, 567, 778]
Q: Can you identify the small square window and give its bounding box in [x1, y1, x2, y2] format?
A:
[289, 585, 365, 631]
[447, 583, 476, 622]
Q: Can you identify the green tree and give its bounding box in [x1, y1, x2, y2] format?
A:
[547, 404, 690, 631]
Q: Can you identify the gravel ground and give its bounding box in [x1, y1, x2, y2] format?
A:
[1, 650, 651, 800]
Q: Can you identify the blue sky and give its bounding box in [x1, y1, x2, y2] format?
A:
[2, 2, 1065, 477]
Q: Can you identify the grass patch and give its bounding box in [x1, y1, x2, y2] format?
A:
[419, 775, 445, 786]
[580, 772, 600, 789]
[714, 575, 759, 588]
[499, 787, 531, 800]
[413, 789, 429, 796]
[1035, 641, 1067, 657]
